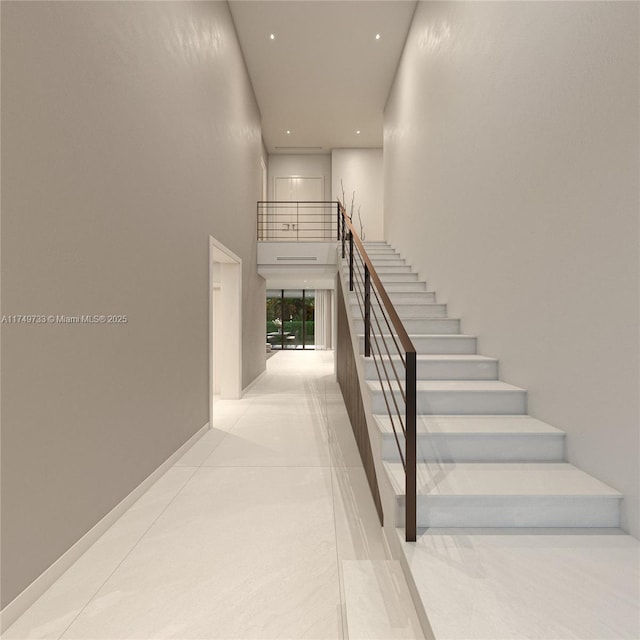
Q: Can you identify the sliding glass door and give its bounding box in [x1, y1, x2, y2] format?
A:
[266, 289, 315, 350]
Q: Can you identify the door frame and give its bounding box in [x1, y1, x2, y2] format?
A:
[209, 236, 243, 425]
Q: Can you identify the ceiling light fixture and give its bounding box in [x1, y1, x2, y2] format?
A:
[286, 130, 291, 134]
[375, 33, 381, 40]
[270, 33, 275, 40]
[356, 130, 361, 134]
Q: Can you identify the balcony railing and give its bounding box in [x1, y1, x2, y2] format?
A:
[257, 201, 340, 241]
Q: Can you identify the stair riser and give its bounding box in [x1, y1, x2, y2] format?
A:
[375, 273, 420, 283]
[353, 318, 460, 334]
[358, 335, 477, 354]
[381, 434, 565, 463]
[351, 303, 447, 319]
[364, 359, 498, 380]
[381, 283, 427, 293]
[350, 265, 412, 274]
[362, 245, 394, 251]
[394, 496, 620, 528]
[364, 251, 399, 257]
[349, 292, 436, 304]
[388, 293, 437, 304]
[369, 259, 406, 266]
[343, 269, 420, 283]
[370, 389, 526, 414]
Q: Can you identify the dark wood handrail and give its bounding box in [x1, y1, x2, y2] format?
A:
[338, 202, 417, 542]
[338, 203, 416, 356]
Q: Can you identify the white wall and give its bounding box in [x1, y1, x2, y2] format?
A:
[385, 1, 639, 535]
[1, 0, 264, 607]
[267, 154, 332, 201]
[332, 149, 384, 241]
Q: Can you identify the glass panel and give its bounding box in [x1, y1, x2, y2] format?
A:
[304, 291, 315, 348]
[266, 290, 315, 350]
[266, 292, 284, 349]
[282, 290, 303, 349]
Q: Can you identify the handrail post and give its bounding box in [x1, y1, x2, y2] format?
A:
[349, 231, 354, 292]
[296, 202, 299, 241]
[364, 265, 371, 357]
[406, 350, 417, 542]
[336, 203, 340, 241]
[341, 215, 346, 258]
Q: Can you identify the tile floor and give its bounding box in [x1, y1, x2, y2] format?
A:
[4, 351, 424, 640]
[399, 528, 640, 640]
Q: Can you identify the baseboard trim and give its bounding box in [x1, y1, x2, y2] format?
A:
[242, 368, 266, 396]
[0, 422, 210, 632]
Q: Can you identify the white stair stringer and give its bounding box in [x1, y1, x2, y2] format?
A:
[339, 240, 622, 534]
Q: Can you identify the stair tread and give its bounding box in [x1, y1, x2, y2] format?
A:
[383, 461, 622, 497]
[351, 300, 443, 307]
[368, 380, 525, 392]
[357, 333, 477, 339]
[365, 354, 497, 363]
[374, 414, 564, 435]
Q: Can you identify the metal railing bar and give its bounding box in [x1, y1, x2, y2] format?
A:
[336, 201, 417, 542]
[370, 286, 407, 368]
[368, 307, 408, 418]
[338, 205, 415, 356]
[348, 243, 407, 422]
[367, 321, 407, 440]
[368, 302, 407, 404]
[367, 345, 407, 469]
[348, 260, 407, 443]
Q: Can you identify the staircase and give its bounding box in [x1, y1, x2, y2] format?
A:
[341, 241, 622, 531]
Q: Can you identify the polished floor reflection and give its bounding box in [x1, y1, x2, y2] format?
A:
[4, 351, 424, 640]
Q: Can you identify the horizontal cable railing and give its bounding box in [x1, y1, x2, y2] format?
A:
[257, 201, 340, 241]
[338, 203, 417, 542]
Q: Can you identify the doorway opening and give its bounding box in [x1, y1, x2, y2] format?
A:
[265, 289, 332, 351]
[210, 236, 242, 423]
[266, 289, 314, 350]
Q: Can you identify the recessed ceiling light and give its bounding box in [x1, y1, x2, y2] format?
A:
[356, 130, 361, 134]
[270, 33, 275, 40]
[286, 130, 291, 135]
[375, 33, 381, 40]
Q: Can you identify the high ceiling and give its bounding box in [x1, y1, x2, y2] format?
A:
[229, 1, 417, 154]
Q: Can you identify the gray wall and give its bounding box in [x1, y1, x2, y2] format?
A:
[384, 1, 639, 536]
[331, 149, 384, 241]
[1, 0, 265, 607]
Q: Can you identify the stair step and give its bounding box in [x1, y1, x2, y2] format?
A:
[353, 317, 460, 335]
[380, 282, 427, 293]
[375, 415, 565, 462]
[388, 291, 437, 303]
[367, 252, 402, 258]
[362, 242, 393, 250]
[367, 380, 527, 414]
[374, 273, 420, 283]
[349, 290, 436, 304]
[357, 334, 477, 355]
[363, 264, 413, 274]
[363, 354, 498, 381]
[363, 250, 400, 257]
[351, 301, 447, 319]
[343, 267, 421, 284]
[369, 254, 407, 269]
[383, 461, 621, 528]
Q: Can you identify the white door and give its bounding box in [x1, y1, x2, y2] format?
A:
[274, 177, 324, 240]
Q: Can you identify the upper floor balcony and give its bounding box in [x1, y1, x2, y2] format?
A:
[256, 201, 340, 286]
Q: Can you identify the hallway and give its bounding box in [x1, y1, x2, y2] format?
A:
[4, 351, 424, 639]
